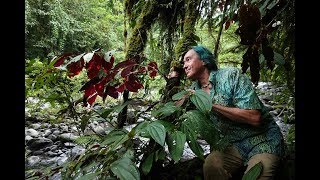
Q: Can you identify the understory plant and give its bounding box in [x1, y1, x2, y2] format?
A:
[27, 49, 262, 180]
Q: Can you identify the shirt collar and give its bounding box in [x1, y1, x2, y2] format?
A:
[194, 70, 217, 89]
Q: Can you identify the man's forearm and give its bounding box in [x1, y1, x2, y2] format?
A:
[212, 104, 261, 126]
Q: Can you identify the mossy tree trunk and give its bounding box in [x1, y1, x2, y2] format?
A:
[117, 0, 160, 128]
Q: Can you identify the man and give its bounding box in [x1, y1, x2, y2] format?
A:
[182, 45, 284, 180]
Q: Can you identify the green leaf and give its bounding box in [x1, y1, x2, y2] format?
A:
[101, 130, 129, 150]
[133, 121, 151, 138]
[242, 161, 263, 180]
[167, 131, 186, 162]
[267, 0, 278, 10]
[157, 120, 175, 132]
[152, 102, 180, 118]
[181, 122, 204, 159]
[190, 89, 212, 113]
[147, 121, 166, 146]
[155, 149, 166, 161]
[172, 90, 189, 100]
[259, 54, 265, 64]
[99, 108, 114, 118]
[132, 121, 149, 136]
[110, 157, 140, 180]
[77, 172, 101, 180]
[80, 115, 91, 132]
[274, 52, 285, 65]
[141, 152, 154, 175]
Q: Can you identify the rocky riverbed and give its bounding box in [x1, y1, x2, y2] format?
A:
[25, 82, 295, 179]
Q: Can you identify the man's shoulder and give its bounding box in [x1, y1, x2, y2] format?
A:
[216, 67, 241, 77]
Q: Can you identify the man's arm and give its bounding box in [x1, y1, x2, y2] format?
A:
[212, 104, 261, 126]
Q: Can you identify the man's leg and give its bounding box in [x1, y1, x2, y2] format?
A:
[203, 146, 243, 180]
[245, 153, 281, 180]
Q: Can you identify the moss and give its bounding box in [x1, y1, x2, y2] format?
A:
[125, 0, 160, 61]
[174, 0, 201, 66]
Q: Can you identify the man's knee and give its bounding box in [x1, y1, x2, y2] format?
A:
[204, 151, 224, 170]
[245, 153, 281, 180]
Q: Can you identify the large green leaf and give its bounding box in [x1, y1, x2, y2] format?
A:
[155, 149, 166, 161]
[242, 161, 263, 180]
[132, 121, 149, 137]
[172, 90, 189, 100]
[141, 152, 154, 175]
[134, 121, 151, 138]
[151, 101, 181, 118]
[77, 172, 101, 180]
[101, 130, 129, 150]
[274, 52, 285, 65]
[147, 121, 166, 146]
[110, 157, 140, 180]
[166, 131, 186, 162]
[158, 120, 175, 132]
[181, 122, 204, 159]
[190, 89, 212, 113]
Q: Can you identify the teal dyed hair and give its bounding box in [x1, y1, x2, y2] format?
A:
[191, 45, 217, 70]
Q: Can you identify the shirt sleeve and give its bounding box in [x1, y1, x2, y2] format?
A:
[232, 70, 262, 110]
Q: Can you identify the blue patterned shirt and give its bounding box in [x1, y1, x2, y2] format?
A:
[191, 67, 284, 164]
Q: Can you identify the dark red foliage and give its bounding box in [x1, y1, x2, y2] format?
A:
[80, 77, 101, 91]
[114, 59, 137, 71]
[261, 39, 275, 70]
[53, 53, 72, 67]
[147, 61, 158, 78]
[116, 84, 126, 93]
[105, 85, 119, 99]
[86, 53, 103, 79]
[53, 50, 158, 106]
[121, 65, 136, 77]
[101, 56, 114, 72]
[225, 20, 232, 30]
[95, 78, 107, 97]
[125, 75, 144, 92]
[87, 93, 98, 107]
[235, 4, 261, 45]
[67, 58, 85, 78]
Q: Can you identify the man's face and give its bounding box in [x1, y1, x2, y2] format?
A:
[183, 49, 205, 80]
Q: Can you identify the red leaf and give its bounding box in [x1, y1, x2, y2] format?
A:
[83, 85, 98, 107]
[86, 53, 103, 79]
[225, 20, 232, 30]
[120, 65, 135, 77]
[149, 71, 157, 78]
[110, 56, 114, 64]
[147, 61, 157, 71]
[84, 85, 96, 99]
[138, 67, 146, 73]
[147, 61, 158, 78]
[103, 71, 117, 83]
[80, 77, 101, 91]
[95, 79, 107, 97]
[116, 84, 126, 93]
[53, 53, 72, 67]
[67, 58, 85, 78]
[87, 93, 98, 106]
[105, 85, 118, 99]
[125, 75, 143, 92]
[114, 59, 137, 71]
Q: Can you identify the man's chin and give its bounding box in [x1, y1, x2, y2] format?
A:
[187, 74, 195, 80]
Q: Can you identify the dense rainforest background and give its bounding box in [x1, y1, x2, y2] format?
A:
[25, 0, 295, 179]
